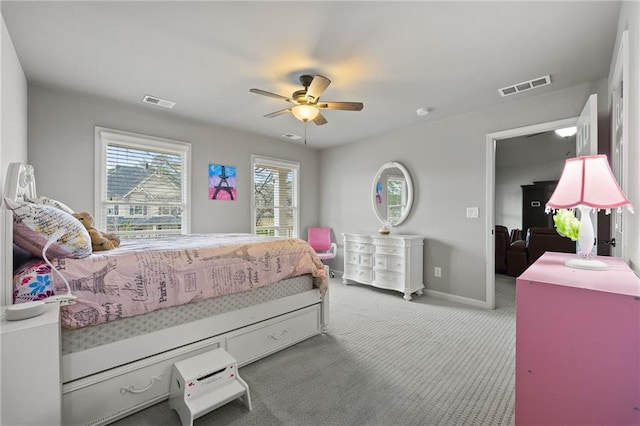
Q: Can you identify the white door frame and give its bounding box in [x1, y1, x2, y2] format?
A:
[485, 117, 577, 309]
[610, 30, 629, 260]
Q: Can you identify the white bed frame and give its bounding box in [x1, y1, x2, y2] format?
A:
[2, 163, 329, 425]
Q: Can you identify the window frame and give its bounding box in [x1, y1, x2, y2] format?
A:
[386, 175, 408, 225]
[251, 155, 300, 238]
[94, 126, 191, 236]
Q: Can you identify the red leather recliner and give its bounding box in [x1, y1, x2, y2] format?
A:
[506, 227, 576, 277]
[495, 225, 510, 273]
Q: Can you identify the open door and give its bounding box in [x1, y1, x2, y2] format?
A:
[611, 31, 628, 259]
[575, 94, 598, 254]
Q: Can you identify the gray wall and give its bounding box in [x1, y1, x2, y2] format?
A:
[1, 14, 28, 306]
[613, 1, 640, 270]
[26, 85, 322, 236]
[320, 80, 607, 303]
[495, 133, 575, 233]
[1, 14, 28, 193]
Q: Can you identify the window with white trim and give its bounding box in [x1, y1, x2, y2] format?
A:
[251, 155, 299, 238]
[95, 127, 191, 237]
[386, 175, 407, 226]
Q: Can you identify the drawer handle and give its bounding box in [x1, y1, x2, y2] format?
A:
[269, 329, 289, 340]
[120, 374, 163, 395]
[381, 247, 396, 253]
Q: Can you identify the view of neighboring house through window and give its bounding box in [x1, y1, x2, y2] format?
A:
[252, 155, 299, 238]
[95, 127, 191, 237]
[386, 175, 407, 225]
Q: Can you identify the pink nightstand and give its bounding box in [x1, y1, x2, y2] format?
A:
[515, 252, 640, 425]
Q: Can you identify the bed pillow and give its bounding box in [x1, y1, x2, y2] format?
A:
[26, 195, 75, 215]
[5, 198, 92, 259]
[13, 260, 56, 303]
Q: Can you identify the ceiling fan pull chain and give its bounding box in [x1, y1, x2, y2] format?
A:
[304, 122, 308, 145]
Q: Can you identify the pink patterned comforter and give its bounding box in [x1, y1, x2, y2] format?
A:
[47, 233, 327, 329]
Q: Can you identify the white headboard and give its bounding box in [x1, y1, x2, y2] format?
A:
[5, 163, 37, 202]
[2, 163, 38, 305]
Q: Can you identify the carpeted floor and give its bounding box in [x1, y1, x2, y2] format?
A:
[112, 274, 516, 426]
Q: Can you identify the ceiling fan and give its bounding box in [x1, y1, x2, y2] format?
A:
[249, 74, 364, 126]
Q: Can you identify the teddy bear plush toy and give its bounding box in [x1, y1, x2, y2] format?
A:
[72, 212, 121, 251]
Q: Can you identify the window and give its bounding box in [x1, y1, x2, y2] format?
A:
[251, 155, 299, 238]
[129, 205, 148, 216]
[386, 175, 407, 225]
[95, 127, 191, 237]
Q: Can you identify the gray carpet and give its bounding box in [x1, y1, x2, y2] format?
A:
[112, 274, 516, 426]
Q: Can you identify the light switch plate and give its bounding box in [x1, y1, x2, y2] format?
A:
[466, 207, 479, 218]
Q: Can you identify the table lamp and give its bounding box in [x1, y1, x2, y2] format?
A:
[545, 154, 634, 270]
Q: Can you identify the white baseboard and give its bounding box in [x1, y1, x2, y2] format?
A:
[334, 270, 489, 309]
[423, 289, 490, 309]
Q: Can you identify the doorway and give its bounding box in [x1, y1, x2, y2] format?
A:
[485, 117, 577, 309]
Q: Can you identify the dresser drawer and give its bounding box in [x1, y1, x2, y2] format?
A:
[373, 256, 405, 272]
[345, 264, 373, 282]
[375, 245, 405, 256]
[345, 251, 372, 267]
[345, 241, 372, 254]
[373, 271, 404, 291]
[62, 337, 224, 425]
[226, 305, 320, 366]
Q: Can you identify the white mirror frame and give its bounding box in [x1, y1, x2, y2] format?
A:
[371, 161, 414, 227]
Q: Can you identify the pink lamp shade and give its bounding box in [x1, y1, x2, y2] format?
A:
[546, 154, 633, 271]
[546, 154, 632, 211]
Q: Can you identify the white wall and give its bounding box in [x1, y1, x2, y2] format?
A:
[26, 85, 322, 236]
[495, 133, 575, 232]
[320, 80, 606, 303]
[1, 14, 28, 192]
[1, 14, 28, 307]
[0, 14, 28, 417]
[611, 1, 640, 271]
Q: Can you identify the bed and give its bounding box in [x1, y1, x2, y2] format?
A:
[2, 162, 329, 425]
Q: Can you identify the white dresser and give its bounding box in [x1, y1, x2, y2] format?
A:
[342, 233, 424, 300]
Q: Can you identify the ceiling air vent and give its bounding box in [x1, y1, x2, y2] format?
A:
[282, 133, 302, 140]
[142, 95, 176, 109]
[499, 75, 551, 97]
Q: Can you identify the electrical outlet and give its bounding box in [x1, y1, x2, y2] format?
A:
[466, 207, 479, 218]
[434, 267, 442, 277]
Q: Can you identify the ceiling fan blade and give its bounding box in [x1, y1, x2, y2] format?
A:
[313, 113, 328, 126]
[318, 101, 364, 111]
[250, 88, 292, 102]
[305, 75, 331, 102]
[264, 108, 291, 118]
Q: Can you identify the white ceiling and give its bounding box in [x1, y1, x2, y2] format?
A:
[1, 1, 621, 149]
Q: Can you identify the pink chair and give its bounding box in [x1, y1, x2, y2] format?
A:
[307, 227, 337, 277]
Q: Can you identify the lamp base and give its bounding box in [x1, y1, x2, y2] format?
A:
[564, 258, 608, 271]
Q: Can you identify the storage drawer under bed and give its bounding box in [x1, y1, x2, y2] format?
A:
[62, 303, 322, 425]
[62, 336, 224, 426]
[226, 305, 321, 366]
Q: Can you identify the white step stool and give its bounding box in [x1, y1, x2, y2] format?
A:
[169, 348, 252, 426]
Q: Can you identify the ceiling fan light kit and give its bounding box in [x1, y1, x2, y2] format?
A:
[292, 104, 319, 122]
[250, 74, 364, 126]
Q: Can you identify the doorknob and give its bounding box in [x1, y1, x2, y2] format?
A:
[597, 238, 616, 247]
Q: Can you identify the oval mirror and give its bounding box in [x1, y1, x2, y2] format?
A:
[371, 161, 414, 227]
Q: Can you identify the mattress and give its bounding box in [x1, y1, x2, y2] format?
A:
[13, 233, 327, 329]
[61, 274, 313, 355]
